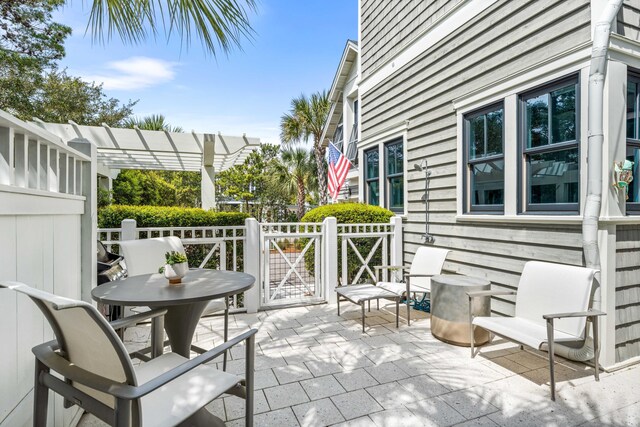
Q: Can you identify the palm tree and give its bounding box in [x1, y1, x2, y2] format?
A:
[85, 0, 257, 57]
[123, 114, 184, 132]
[272, 147, 318, 220]
[280, 91, 330, 205]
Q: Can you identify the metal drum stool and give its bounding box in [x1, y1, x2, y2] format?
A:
[430, 275, 491, 346]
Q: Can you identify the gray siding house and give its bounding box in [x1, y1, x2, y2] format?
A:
[329, 0, 640, 368]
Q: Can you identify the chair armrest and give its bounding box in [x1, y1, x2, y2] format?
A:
[467, 290, 516, 299]
[404, 273, 431, 278]
[109, 308, 167, 330]
[542, 309, 606, 320]
[114, 328, 258, 399]
[33, 341, 125, 395]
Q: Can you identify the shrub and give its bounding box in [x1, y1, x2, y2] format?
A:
[98, 205, 249, 228]
[301, 203, 395, 285]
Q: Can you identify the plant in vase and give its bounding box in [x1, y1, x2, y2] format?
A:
[159, 251, 189, 284]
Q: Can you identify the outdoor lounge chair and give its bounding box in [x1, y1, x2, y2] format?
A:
[467, 261, 605, 401]
[119, 236, 230, 366]
[375, 246, 450, 325]
[0, 281, 256, 427]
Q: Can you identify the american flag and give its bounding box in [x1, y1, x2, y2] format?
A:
[327, 141, 351, 201]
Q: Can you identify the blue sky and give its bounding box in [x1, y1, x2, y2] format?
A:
[53, 1, 357, 144]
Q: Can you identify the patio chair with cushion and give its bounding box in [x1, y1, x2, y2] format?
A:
[1, 281, 256, 427]
[374, 246, 450, 325]
[467, 261, 605, 400]
[119, 236, 230, 367]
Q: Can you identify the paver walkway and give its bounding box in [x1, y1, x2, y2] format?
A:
[79, 302, 639, 426]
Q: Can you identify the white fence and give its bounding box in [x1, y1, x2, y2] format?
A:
[98, 216, 403, 311]
[0, 112, 96, 427]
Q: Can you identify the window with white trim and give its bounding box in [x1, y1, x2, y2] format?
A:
[520, 75, 579, 213]
[385, 139, 404, 213]
[364, 147, 379, 206]
[463, 103, 504, 213]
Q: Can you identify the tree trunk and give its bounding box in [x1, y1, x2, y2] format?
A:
[314, 143, 327, 205]
[297, 177, 306, 220]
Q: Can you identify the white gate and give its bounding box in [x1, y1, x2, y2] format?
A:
[261, 222, 324, 306]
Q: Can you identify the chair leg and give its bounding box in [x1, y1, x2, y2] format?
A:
[395, 297, 399, 328]
[406, 295, 411, 327]
[337, 295, 341, 316]
[115, 398, 132, 427]
[33, 359, 49, 427]
[361, 303, 366, 333]
[377, 298, 379, 310]
[468, 297, 475, 358]
[368, 300, 370, 312]
[546, 318, 556, 401]
[592, 316, 600, 382]
[223, 298, 230, 372]
[245, 333, 255, 427]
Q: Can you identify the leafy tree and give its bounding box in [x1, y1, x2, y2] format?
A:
[272, 147, 318, 220]
[216, 143, 290, 220]
[122, 114, 184, 132]
[86, 0, 257, 57]
[280, 91, 330, 205]
[14, 68, 136, 125]
[0, 0, 71, 69]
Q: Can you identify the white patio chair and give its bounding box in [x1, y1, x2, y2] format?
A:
[0, 281, 256, 427]
[375, 246, 450, 325]
[119, 236, 230, 368]
[467, 261, 605, 400]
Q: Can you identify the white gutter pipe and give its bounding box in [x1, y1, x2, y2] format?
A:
[553, 0, 623, 362]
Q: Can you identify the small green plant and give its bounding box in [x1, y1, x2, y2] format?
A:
[159, 251, 188, 273]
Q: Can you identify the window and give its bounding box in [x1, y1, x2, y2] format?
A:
[464, 103, 504, 213]
[385, 139, 404, 213]
[627, 73, 640, 212]
[364, 148, 379, 206]
[520, 75, 579, 213]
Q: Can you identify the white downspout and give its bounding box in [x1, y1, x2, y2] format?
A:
[554, 0, 623, 362]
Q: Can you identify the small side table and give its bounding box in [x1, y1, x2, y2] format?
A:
[431, 274, 491, 346]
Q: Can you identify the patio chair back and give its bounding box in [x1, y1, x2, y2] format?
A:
[0, 282, 136, 408]
[409, 246, 450, 287]
[120, 236, 185, 277]
[515, 261, 597, 338]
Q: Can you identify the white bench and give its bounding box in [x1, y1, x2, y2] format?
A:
[468, 261, 605, 400]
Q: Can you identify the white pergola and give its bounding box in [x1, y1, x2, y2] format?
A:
[34, 120, 261, 209]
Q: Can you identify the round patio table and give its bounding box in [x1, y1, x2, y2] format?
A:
[92, 269, 255, 358]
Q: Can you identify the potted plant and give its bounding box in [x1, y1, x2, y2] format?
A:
[159, 251, 189, 284]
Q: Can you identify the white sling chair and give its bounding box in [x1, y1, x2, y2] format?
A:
[119, 236, 230, 368]
[468, 261, 605, 401]
[375, 246, 450, 325]
[0, 281, 256, 427]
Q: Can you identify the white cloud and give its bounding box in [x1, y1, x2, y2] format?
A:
[82, 57, 177, 91]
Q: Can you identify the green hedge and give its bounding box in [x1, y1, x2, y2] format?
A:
[302, 203, 394, 285]
[98, 205, 249, 228]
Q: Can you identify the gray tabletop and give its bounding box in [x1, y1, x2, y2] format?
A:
[92, 269, 255, 306]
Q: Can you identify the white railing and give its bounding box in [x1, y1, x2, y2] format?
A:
[98, 216, 403, 311]
[337, 221, 399, 286]
[0, 110, 91, 196]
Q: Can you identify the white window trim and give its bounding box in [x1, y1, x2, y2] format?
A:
[359, 121, 409, 215]
[454, 58, 590, 220]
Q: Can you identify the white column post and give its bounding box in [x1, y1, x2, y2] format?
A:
[201, 165, 216, 210]
[244, 218, 261, 313]
[323, 217, 338, 304]
[390, 216, 403, 281]
[598, 224, 617, 368]
[68, 138, 97, 303]
[121, 219, 137, 241]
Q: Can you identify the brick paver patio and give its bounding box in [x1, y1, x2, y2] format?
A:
[80, 302, 639, 426]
